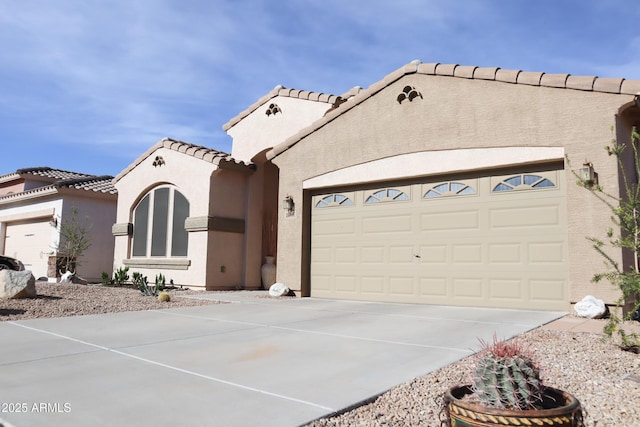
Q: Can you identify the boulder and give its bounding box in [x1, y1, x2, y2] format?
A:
[269, 282, 290, 297]
[0, 270, 37, 299]
[574, 295, 607, 319]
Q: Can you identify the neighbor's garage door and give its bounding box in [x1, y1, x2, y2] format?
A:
[310, 167, 568, 310]
[4, 219, 51, 278]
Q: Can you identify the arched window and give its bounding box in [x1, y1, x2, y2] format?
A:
[423, 181, 476, 199]
[365, 188, 409, 204]
[315, 193, 354, 208]
[492, 174, 556, 192]
[132, 186, 189, 257]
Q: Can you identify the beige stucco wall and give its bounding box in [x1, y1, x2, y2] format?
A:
[271, 72, 635, 306]
[60, 194, 116, 282]
[228, 96, 333, 163]
[0, 180, 25, 197]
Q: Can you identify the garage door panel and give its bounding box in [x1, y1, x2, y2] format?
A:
[361, 276, 385, 294]
[389, 278, 415, 296]
[489, 243, 522, 263]
[335, 247, 357, 263]
[489, 279, 524, 300]
[452, 244, 483, 263]
[418, 245, 447, 263]
[452, 278, 484, 298]
[419, 278, 448, 297]
[335, 276, 357, 293]
[313, 217, 356, 236]
[361, 246, 385, 263]
[312, 247, 332, 263]
[362, 214, 412, 233]
[420, 210, 479, 231]
[311, 167, 568, 310]
[389, 245, 414, 263]
[490, 205, 560, 229]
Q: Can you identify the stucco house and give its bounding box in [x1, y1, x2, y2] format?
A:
[111, 86, 341, 289]
[0, 167, 117, 282]
[114, 60, 640, 312]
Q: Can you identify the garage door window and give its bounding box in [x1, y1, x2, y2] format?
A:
[315, 193, 354, 208]
[132, 186, 190, 257]
[493, 174, 556, 193]
[365, 188, 409, 204]
[423, 181, 476, 199]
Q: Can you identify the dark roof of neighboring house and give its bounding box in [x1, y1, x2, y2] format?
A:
[267, 60, 640, 160]
[0, 167, 116, 204]
[15, 166, 95, 181]
[53, 175, 117, 194]
[113, 137, 255, 183]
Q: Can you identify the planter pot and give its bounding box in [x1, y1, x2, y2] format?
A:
[261, 256, 276, 288]
[444, 385, 583, 427]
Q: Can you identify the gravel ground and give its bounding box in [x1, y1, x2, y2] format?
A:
[305, 327, 640, 427]
[0, 281, 222, 321]
[2, 282, 639, 426]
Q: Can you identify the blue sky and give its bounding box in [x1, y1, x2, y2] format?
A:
[1, 0, 639, 177]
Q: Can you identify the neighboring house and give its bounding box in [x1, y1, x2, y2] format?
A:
[114, 60, 640, 312]
[111, 85, 340, 290]
[0, 167, 117, 282]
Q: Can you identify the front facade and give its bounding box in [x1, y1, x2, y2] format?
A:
[113, 60, 640, 311]
[111, 83, 340, 290]
[267, 61, 640, 311]
[0, 167, 117, 282]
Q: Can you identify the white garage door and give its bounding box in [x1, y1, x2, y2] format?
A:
[310, 166, 568, 310]
[4, 219, 52, 278]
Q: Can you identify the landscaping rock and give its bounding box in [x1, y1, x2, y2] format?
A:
[574, 294, 607, 319]
[269, 282, 289, 297]
[0, 270, 37, 299]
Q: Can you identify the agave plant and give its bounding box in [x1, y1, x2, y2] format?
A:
[472, 334, 544, 411]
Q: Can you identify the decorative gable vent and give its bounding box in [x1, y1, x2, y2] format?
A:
[265, 103, 282, 116]
[397, 85, 422, 104]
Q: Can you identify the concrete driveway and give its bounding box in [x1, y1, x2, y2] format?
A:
[0, 292, 565, 427]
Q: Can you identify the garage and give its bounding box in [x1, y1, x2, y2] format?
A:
[310, 164, 568, 310]
[4, 219, 52, 278]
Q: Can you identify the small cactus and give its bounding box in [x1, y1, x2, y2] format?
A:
[472, 335, 544, 410]
[157, 291, 171, 302]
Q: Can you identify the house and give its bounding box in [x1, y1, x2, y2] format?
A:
[114, 60, 640, 312]
[111, 85, 341, 289]
[0, 167, 117, 282]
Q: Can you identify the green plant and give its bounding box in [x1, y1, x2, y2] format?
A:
[472, 335, 543, 411]
[158, 291, 170, 302]
[101, 271, 113, 286]
[113, 266, 130, 286]
[155, 273, 166, 291]
[572, 126, 640, 351]
[57, 206, 93, 274]
[133, 272, 159, 296]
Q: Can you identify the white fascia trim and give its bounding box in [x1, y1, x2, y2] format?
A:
[303, 147, 565, 189]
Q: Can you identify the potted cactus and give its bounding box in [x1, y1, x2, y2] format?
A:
[443, 335, 584, 427]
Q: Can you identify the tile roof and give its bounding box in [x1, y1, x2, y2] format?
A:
[54, 175, 117, 194]
[267, 60, 640, 160]
[113, 137, 255, 183]
[16, 166, 94, 181]
[222, 85, 343, 131]
[0, 167, 116, 204]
